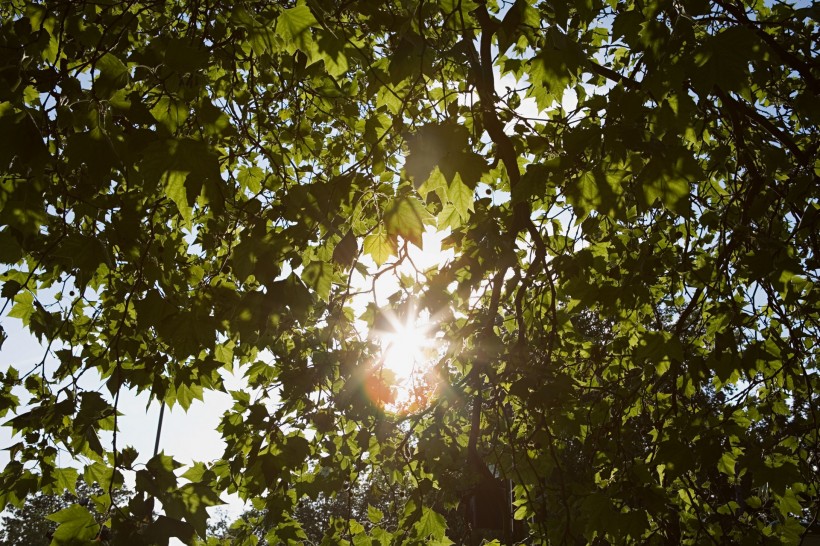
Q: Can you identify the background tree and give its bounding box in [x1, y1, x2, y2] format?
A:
[199, 469, 414, 545]
[0, 480, 131, 546]
[0, 491, 65, 546]
[0, 0, 818, 544]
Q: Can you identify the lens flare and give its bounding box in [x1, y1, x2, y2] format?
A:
[373, 306, 440, 411]
[382, 317, 429, 379]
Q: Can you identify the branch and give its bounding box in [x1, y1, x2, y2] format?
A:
[713, 0, 820, 94]
[466, 268, 506, 483]
[464, 2, 530, 232]
[588, 59, 641, 91]
[719, 91, 810, 165]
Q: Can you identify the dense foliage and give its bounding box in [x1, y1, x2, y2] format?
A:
[200, 471, 413, 545]
[0, 481, 131, 546]
[1, 0, 818, 543]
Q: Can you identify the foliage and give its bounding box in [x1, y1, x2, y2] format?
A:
[0, 0, 818, 544]
[200, 469, 416, 545]
[0, 480, 131, 546]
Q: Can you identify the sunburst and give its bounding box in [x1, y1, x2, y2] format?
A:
[375, 305, 440, 410]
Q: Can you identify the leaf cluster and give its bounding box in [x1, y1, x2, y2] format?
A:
[0, 0, 819, 543]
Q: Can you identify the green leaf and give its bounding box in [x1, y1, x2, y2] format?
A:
[363, 228, 396, 266]
[302, 260, 333, 300]
[0, 102, 48, 172]
[405, 123, 488, 189]
[277, 4, 317, 54]
[46, 504, 99, 544]
[332, 230, 358, 268]
[637, 147, 699, 214]
[170, 483, 224, 538]
[7, 291, 34, 324]
[314, 30, 350, 77]
[528, 28, 583, 109]
[417, 166, 448, 200]
[566, 169, 625, 219]
[0, 230, 22, 264]
[143, 515, 196, 544]
[142, 138, 222, 224]
[775, 489, 803, 518]
[145, 453, 183, 492]
[165, 170, 193, 224]
[84, 461, 115, 491]
[164, 38, 209, 73]
[446, 174, 474, 221]
[367, 505, 384, 524]
[385, 196, 432, 249]
[214, 342, 234, 366]
[717, 451, 736, 476]
[513, 161, 557, 205]
[151, 96, 189, 133]
[692, 27, 762, 94]
[169, 381, 204, 411]
[52, 467, 79, 494]
[497, 0, 539, 54]
[238, 165, 264, 194]
[437, 203, 462, 230]
[414, 507, 447, 540]
[94, 53, 129, 98]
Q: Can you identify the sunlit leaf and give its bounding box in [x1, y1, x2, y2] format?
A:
[446, 174, 474, 221]
[363, 227, 396, 266]
[46, 504, 99, 543]
[385, 196, 432, 249]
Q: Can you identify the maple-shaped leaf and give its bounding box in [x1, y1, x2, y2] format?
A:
[385, 196, 433, 249]
[405, 122, 488, 190]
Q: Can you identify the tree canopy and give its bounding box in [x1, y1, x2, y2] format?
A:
[0, 480, 131, 546]
[1, 0, 819, 543]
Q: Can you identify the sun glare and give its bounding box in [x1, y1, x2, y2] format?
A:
[360, 228, 453, 411]
[375, 308, 440, 410]
[382, 316, 430, 378]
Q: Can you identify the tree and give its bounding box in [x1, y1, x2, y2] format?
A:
[200, 469, 414, 545]
[0, 480, 131, 546]
[0, 0, 818, 543]
[0, 490, 66, 546]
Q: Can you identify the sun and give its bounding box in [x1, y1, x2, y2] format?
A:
[360, 228, 453, 410]
[381, 314, 431, 379]
[375, 307, 440, 410]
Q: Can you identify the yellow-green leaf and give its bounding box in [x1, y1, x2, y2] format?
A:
[446, 174, 474, 220]
[164, 170, 193, 225]
[46, 504, 99, 543]
[302, 260, 333, 300]
[437, 203, 462, 230]
[363, 228, 396, 266]
[414, 506, 447, 540]
[277, 4, 317, 54]
[385, 196, 432, 249]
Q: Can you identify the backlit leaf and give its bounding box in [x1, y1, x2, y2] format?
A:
[385, 196, 432, 249]
[446, 174, 474, 221]
[277, 4, 317, 54]
[302, 260, 333, 300]
[363, 228, 396, 266]
[46, 504, 99, 543]
[415, 507, 447, 540]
